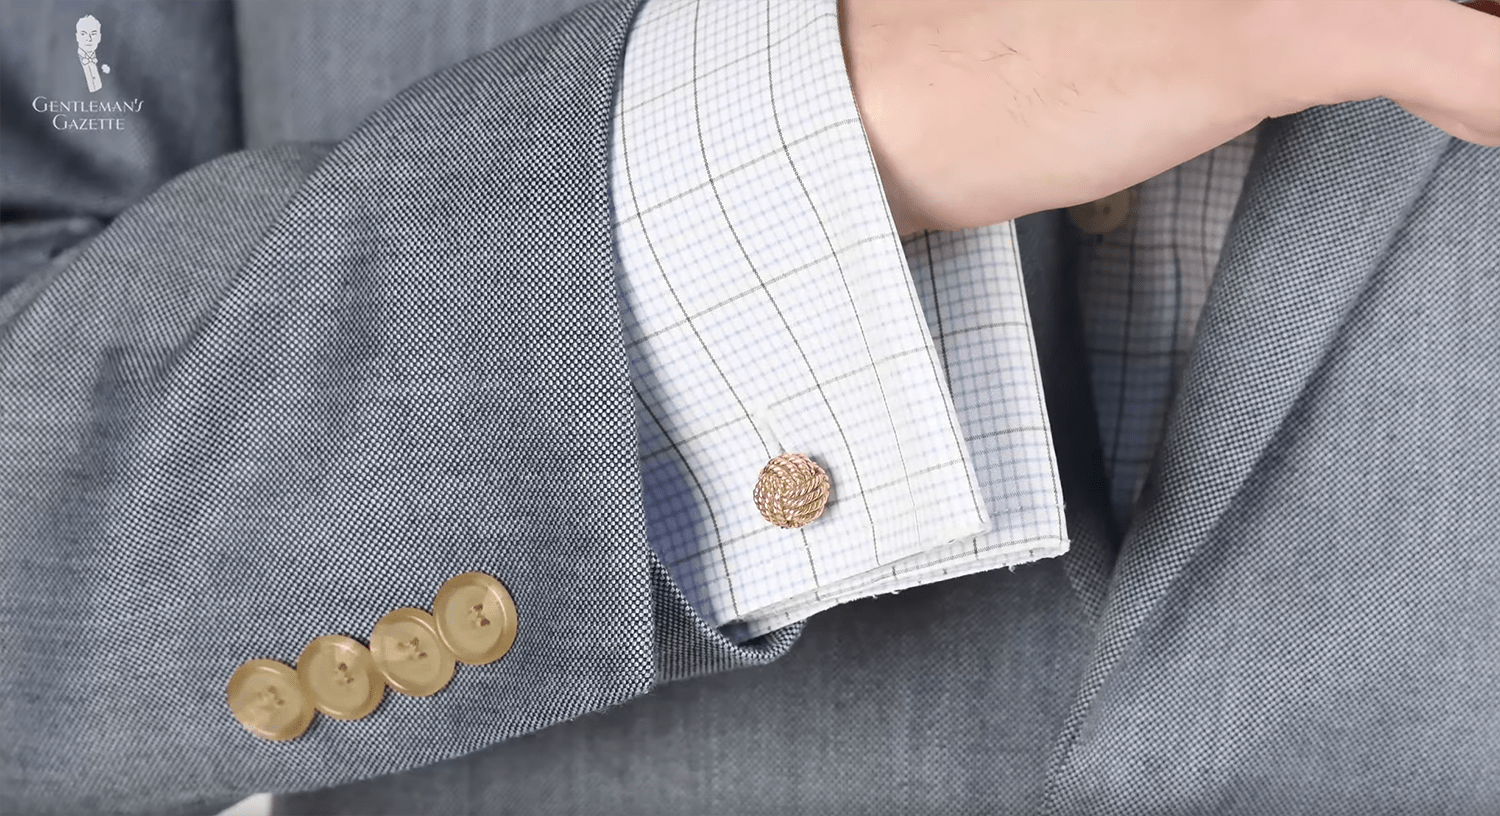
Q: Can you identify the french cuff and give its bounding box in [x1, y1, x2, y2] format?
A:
[742, 221, 1073, 639]
[612, 0, 991, 630]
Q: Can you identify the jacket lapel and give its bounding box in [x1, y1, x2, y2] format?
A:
[1046, 98, 1455, 787]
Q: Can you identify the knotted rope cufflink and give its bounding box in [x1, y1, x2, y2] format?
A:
[753, 453, 830, 529]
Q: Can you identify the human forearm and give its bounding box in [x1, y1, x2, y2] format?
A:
[838, 0, 1500, 238]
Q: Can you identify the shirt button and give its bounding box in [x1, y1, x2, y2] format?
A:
[369, 607, 456, 697]
[433, 572, 519, 665]
[226, 659, 315, 741]
[753, 452, 830, 529]
[1067, 186, 1137, 234]
[296, 635, 385, 721]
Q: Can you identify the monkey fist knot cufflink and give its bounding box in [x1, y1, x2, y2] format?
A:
[753, 453, 830, 529]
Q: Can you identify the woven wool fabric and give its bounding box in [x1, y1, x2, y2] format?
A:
[1042, 95, 1500, 816]
[278, 88, 1500, 816]
[0, 1, 795, 812]
[241, 0, 1500, 812]
[8, 0, 1499, 813]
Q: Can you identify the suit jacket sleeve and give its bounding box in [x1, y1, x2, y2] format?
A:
[0, 1, 798, 813]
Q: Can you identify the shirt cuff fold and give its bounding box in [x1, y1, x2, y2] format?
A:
[611, 0, 1064, 639]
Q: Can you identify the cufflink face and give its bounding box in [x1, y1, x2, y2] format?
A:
[369, 607, 456, 697]
[433, 572, 519, 666]
[1067, 186, 1138, 234]
[227, 659, 315, 741]
[296, 635, 385, 721]
[753, 452, 830, 529]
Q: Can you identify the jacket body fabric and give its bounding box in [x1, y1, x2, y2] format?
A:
[1, 0, 1497, 814]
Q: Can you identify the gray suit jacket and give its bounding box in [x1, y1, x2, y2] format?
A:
[3, 1, 1497, 814]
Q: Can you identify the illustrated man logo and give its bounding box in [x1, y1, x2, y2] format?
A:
[75, 15, 110, 93]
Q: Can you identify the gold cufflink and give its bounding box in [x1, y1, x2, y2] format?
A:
[754, 452, 830, 529]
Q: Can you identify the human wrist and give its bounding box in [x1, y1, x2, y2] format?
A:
[837, 0, 1029, 236]
[837, 0, 938, 237]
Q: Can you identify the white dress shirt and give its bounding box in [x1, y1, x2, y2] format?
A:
[610, 0, 1258, 640]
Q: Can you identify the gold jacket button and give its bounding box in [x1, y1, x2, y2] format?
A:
[1067, 186, 1137, 234]
[296, 635, 385, 721]
[369, 607, 456, 697]
[227, 659, 315, 741]
[753, 452, 830, 529]
[433, 572, 518, 665]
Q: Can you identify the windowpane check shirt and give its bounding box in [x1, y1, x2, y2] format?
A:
[610, 0, 1258, 640]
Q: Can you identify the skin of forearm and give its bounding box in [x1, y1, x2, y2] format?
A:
[838, 0, 1500, 239]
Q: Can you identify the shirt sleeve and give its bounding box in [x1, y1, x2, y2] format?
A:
[609, 0, 1067, 641]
